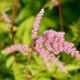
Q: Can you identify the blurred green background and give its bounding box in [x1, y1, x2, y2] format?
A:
[0, 0, 80, 80]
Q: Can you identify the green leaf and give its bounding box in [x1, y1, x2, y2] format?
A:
[0, 0, 12, 12]
[66, 65, 80, 71]
[43, 1, 55, 10]
[70, 73, 80, 80]
[0, 22, 17, 33]
[15, 5, 32, 24]
[15, 16, 34, 45]
[6, 56, 14, 68]
[0, 22, 10, 32]
[51, 72, 72, 79]
[12, 62, 24, 80]
[34, 77, 51, 80]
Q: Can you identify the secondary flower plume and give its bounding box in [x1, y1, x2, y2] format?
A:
[31, 9, 44, 42]
[1, 12, 11, 28]
[1, 44, 28, 55]
[1, 9, 80, 73]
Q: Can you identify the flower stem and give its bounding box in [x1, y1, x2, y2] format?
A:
[11, 0, 16, 63]
[25, 52, 32, 80]
[58, 0, 64, 32]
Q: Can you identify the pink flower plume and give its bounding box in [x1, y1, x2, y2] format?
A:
[31, 9, 44, 42]
[1, 44, 28, 55]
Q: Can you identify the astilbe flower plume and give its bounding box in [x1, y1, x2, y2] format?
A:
[1, 9, 80, 73]
[1, 44, 28, 55]
[1, 12, 11, 28]
[31, 9, 44, 42]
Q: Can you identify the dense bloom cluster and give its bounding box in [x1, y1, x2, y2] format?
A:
[1, 9, 80, 73]
[1, 12, 11, 28]
[1, 44, 28, 55]
[31, 9, 80, 73]
[31, 9, 44, 42]
[51, 0, 59, 6]
[34, 35, 67, 73]
[34, 29, 80, 73]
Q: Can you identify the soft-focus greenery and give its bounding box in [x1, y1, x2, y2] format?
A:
[0, 0, 80, 80]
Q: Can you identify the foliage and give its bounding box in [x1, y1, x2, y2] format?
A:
[0, 0, 80, 80]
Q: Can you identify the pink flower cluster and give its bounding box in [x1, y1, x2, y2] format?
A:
[1, 9, 80, 73]
[1, 12, 11, 28]
[51, 0, 59, 6]
[1, 44, 28, 55]
[33, 29, 80, 73]
[31, 9, 80, 73]
[31, 9, 44, 42]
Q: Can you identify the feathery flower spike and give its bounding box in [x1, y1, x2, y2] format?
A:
[31, 9, 44, 42]
[1, 12, 11, 28]
[1, 44, 28, 55]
